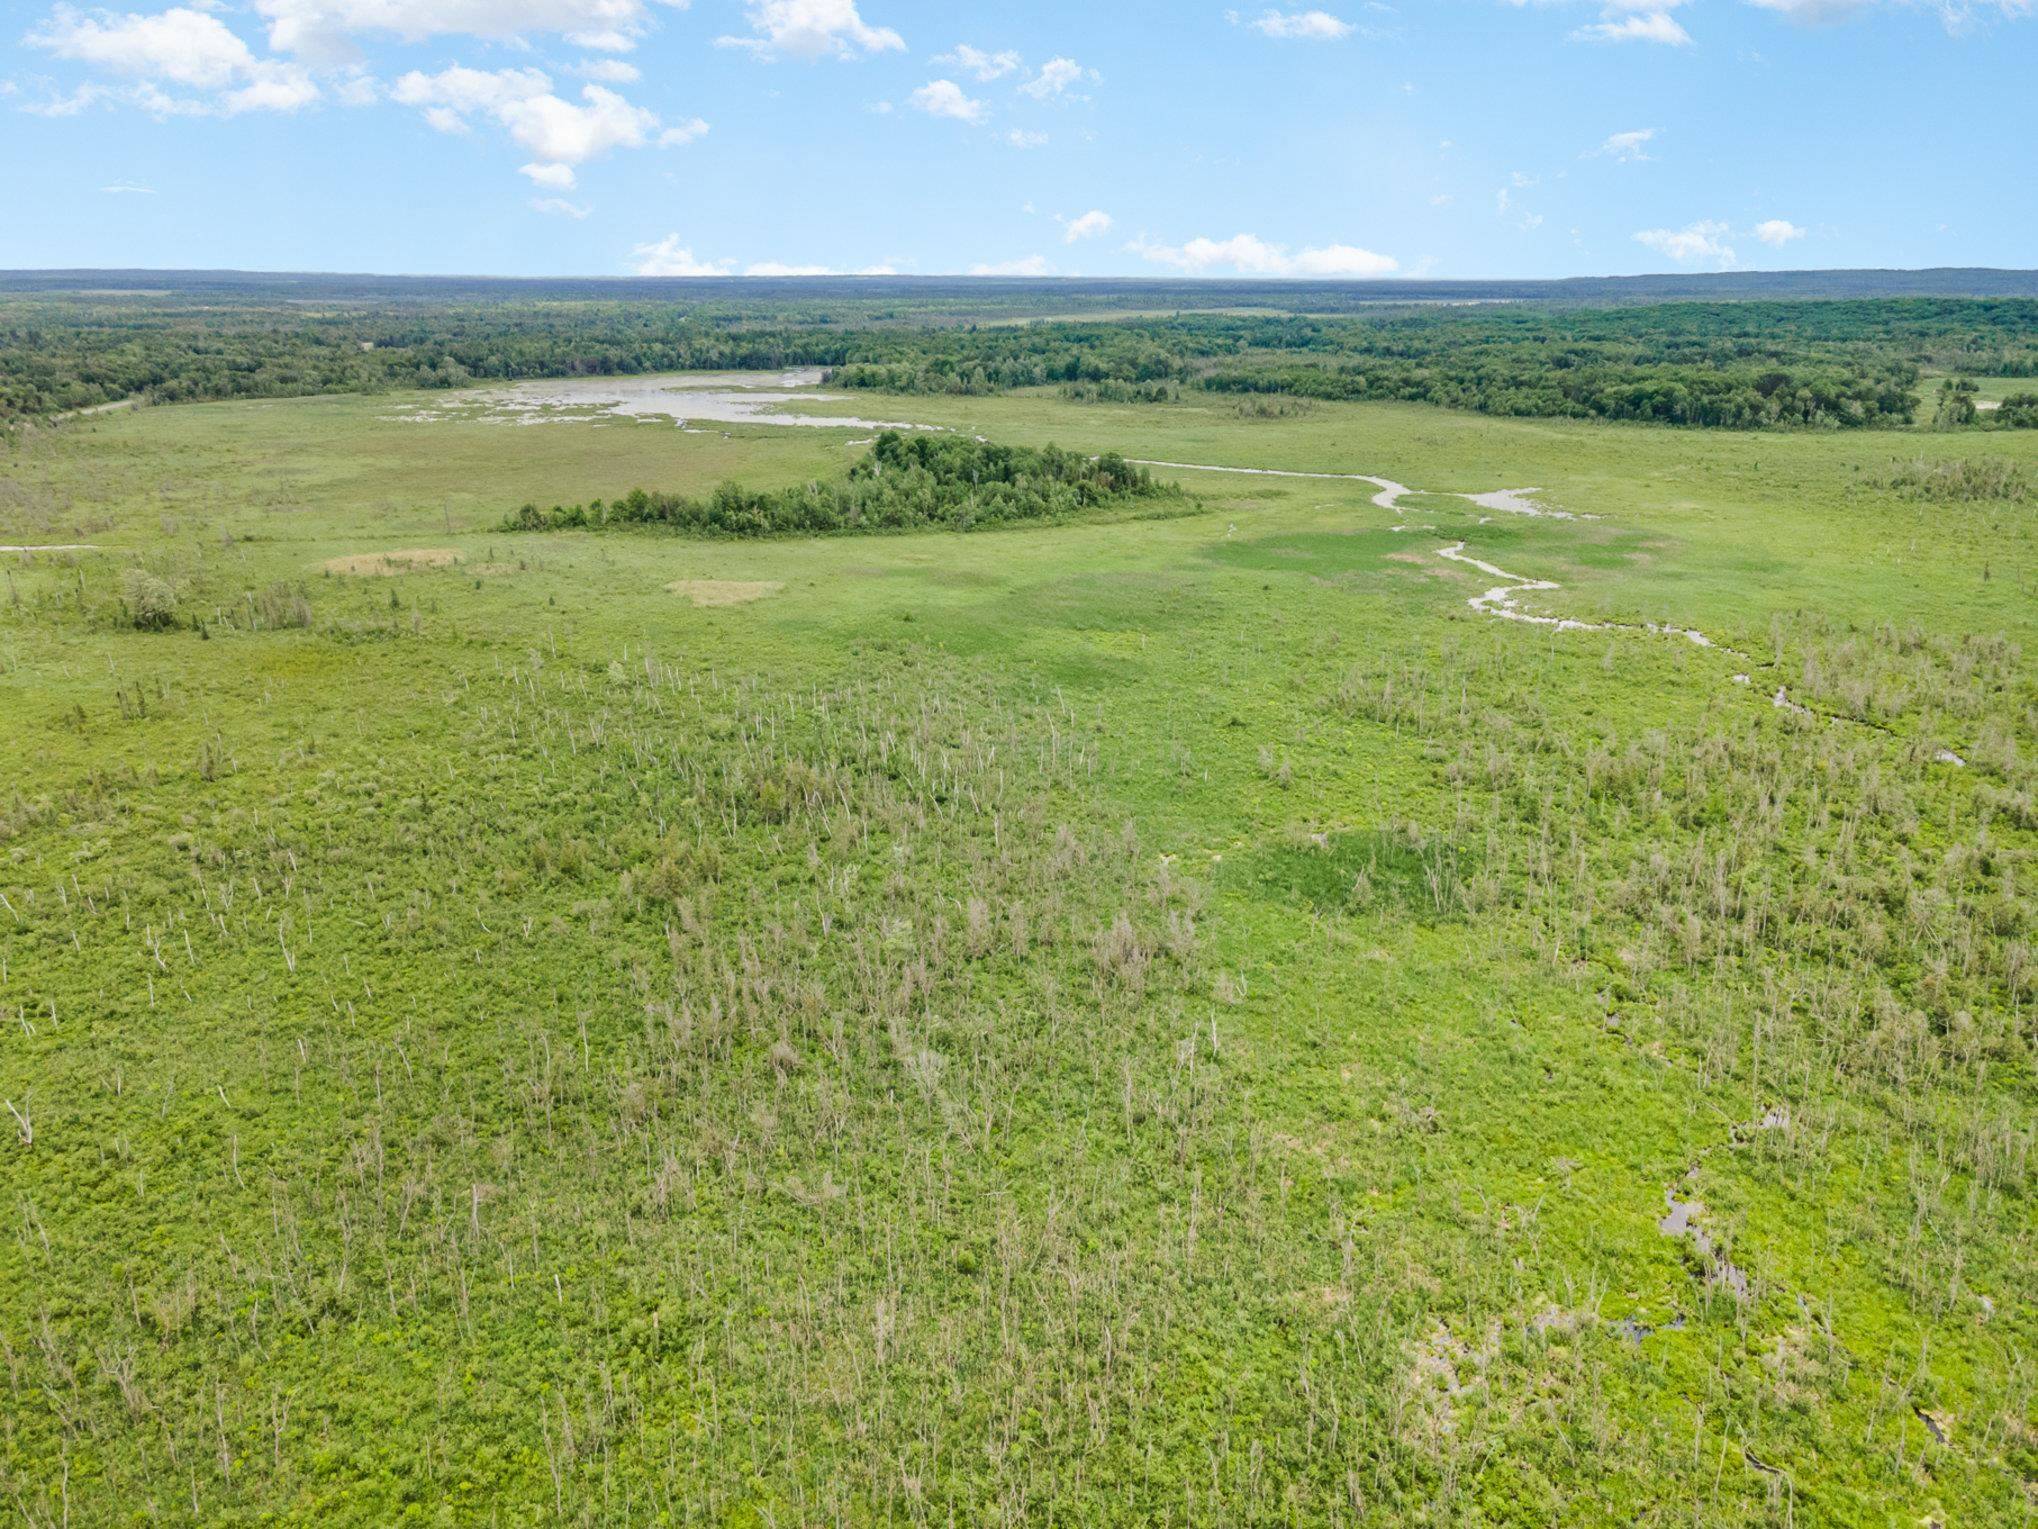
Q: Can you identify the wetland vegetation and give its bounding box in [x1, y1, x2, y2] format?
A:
[0, 279, 2033, 1524]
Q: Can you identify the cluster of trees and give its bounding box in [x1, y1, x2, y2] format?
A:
[507, 430, 1179, 537]
[1930, 380, 2038, 429]
[826, 325, 1195, 397]
[1996, 393, 2038, 428]
[1933, 379, 1982, 428]
[1059, 379, 1183, 404]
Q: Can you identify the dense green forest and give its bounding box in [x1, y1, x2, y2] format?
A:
[506, 430, 1179, 536]
[831, 301, 2038, 428]
[6, 288, 2036, 430]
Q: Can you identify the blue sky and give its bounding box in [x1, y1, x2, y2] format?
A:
[3, 0, 2033, 278]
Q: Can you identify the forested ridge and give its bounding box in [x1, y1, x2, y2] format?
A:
[505, 430, 1180, 537]
[6, 289, 2036, 431]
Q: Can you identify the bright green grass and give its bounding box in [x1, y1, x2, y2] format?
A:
[1, 384, 2033, 1524]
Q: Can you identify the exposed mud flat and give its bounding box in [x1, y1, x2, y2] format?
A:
[1462, 487, 1587, 521]
[385, 370, 930, 433]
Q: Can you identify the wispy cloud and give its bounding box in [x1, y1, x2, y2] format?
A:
[1228, 8, 1357, 39]
[933, 42, 1020, 79]
[907, 78, 987, 123]
[1634, 218, 1736, 266]
[716, 0, 905, 59]
[1593, 127, 1657, 161]
[1061, 209, 1114, 244]
[1128, 231, 1398, 277]
[1019, 56, 1097, 100]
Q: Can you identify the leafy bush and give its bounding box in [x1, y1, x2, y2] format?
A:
[1993, 392, 2038, 428]
[1871, 456, 2035, 502]
[119, 568, 178, 629]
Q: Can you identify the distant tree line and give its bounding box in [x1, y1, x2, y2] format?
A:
[7, 290, 2036, 432]
[505, 430, 1180, 537]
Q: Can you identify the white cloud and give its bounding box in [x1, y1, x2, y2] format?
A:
[1019, 56, 1096, 99]
[577, 58, 642, 82]
[521, 160, 580, 188]
[1528, 0, 1693, 45]
[254, 0, 690, 60]
[1747, 0, 2038, 28]
[1754, 217, 1806, 245]
[716, 0, 904, 58]
[970, 255, 1054, 276]
[1495, 186, 1541, 229]
[393, 65, 704, 181]
[1236, 9, 1356, 38]
[101, 181, 157, 194]
[1519, 0, 2031, 48]
[1006, 128, 1048, 148]
[1634, 219, 1736, 266]
[224, 71, 321, 111]
[631, 236, 734, 276]
[1575, 11, 1692, 43]
[1061, 208, 1113, 243]
[934, 43, 1019, 79]
[30, 6, 254, 88]
[1742, 0, 1869, 15]
[907, 78, 986, 123]
[27, 5, 320, 113]
[530, 196, 591, 217]
[1594, 127, 1656, 161]
[1129, 232, 1398, 278]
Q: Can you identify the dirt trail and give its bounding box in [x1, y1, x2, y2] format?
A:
[1, 544, 101, 553]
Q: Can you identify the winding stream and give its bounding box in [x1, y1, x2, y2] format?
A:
[1141, 458, 1957, 761]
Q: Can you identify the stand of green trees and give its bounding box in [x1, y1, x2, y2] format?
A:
[1994, 392, 2038, 428]
[506, 431, 1180, 537]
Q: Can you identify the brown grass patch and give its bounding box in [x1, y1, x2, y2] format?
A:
[668, 579, 784, 608]
[324, 548, 462, 577]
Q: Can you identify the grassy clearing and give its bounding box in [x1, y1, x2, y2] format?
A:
[0, 378, 2033, 1523]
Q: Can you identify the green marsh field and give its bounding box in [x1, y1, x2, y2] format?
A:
[2, 302, 2035, 1524]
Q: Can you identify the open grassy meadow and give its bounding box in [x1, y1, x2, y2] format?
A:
[2, 378, 2034, 1524]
